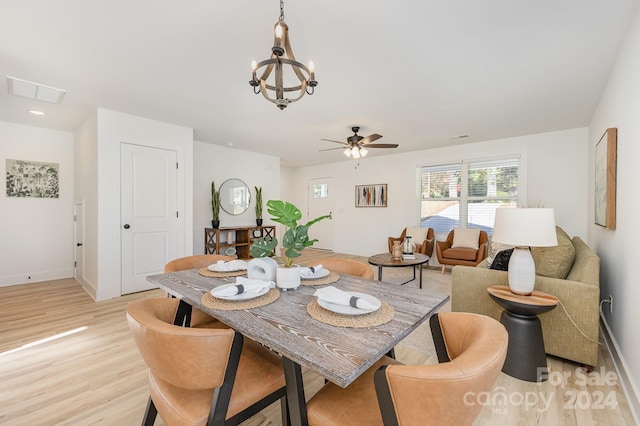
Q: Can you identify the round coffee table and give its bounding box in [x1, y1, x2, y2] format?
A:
[487, 285, 558, 382]
[367, 253, 430, 288]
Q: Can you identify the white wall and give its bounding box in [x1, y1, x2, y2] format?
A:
[0, 121, 74, 286]
[589, 5, 640, 402]
[192, 142, 280, 254]
[287, 128, 588, 257]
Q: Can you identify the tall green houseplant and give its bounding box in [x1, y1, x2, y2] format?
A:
[250, 200, 330, 268]
[255, 186, 263, 226]
[211, 180, 221, 228]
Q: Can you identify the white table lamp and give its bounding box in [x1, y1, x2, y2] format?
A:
[492, 208, 558, 295]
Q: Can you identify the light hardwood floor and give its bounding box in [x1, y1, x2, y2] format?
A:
[0, 250, 634, 425]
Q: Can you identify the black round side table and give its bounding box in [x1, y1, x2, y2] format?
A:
[487, 285, 558, 382]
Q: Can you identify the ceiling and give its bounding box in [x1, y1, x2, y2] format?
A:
[1, 0, 638, 168]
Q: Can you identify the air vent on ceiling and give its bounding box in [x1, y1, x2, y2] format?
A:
[7, 76, 66, 104]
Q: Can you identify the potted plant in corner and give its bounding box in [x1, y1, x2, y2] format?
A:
[250, 200, 330, 289]
[211, 180, 221, 228]
[255, 186, 263, 226]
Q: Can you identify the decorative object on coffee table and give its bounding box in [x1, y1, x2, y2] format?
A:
[492, 208, 557, 295]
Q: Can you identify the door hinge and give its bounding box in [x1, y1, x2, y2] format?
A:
[73, 215, 77, 221]
[74, 261, 77, 267]
[176, 211, 179, 218]
[176, 162, 179, 169]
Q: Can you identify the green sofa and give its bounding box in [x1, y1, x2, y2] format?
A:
[451, 228, 600, 367]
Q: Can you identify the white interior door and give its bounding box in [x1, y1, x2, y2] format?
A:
[74, 202, 84, 283]
[307, 177, 334, 251]
[121, 143, 177, 294]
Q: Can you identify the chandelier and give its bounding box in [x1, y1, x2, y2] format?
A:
[249, 0, 317, 110]
[343, 146, 368, 159]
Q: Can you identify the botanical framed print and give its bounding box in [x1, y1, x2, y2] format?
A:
[594, 128, 617, 229]
[6, 159, 59, 198]
[355, 184, 387, 207]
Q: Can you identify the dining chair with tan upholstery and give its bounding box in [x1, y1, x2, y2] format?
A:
[306, 312, 508, 425]
[164, 254, 236, 328]
[303, 257, 375, 280]
[127, 297, 289, 426]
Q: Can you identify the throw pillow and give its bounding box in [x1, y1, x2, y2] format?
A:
[406, 227, 429, 248]
[452, 228, 481, 250]
[531, 227, 575, 279]
[486, 242, 516, 268]
[489, 248, 514, 271]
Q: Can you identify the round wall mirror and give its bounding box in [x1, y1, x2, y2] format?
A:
[219, 178, 251, 215]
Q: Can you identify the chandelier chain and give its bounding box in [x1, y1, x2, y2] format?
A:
[279, 0, 285, 21]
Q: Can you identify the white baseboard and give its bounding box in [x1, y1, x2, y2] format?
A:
[0, 268, 73, 287]
[600, 314, 640, 424]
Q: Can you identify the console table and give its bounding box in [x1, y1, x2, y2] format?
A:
[204, 225, 275, 259]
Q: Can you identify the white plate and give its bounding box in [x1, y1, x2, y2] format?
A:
[210, 284, 270, 301]
[207, 263, 247, 272]
[317, 291, 381, 316]
[301, 269, 330, 280]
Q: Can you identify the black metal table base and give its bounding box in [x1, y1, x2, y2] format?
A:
[500, 310, 549, 382]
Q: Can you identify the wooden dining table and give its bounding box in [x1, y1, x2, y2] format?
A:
[146, 268, 449, 426]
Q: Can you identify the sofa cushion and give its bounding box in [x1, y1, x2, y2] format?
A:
[489, 249, 514, 271]
[452, 228, 480, 250]
[531, 227, 575, 279]
[486, 242, 515, 268]
[406, 227, 428, 247]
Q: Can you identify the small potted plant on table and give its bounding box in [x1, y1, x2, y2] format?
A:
[250, 200, 330, 289]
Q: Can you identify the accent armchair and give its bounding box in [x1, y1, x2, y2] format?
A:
[388, 227, 435, 257]
[436, 228, 489, 274]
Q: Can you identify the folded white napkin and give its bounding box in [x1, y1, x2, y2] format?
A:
[313, 286, 378, 310]
[208, 259, 248, 272]
[211, 276, 275, 297]
[300, 264, 324, 278]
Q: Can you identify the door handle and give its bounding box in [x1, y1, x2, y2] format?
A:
[123, 224, 131, 229]
[76, 243, 83, 247]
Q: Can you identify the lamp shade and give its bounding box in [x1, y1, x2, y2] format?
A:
[492, 208, 558, 247]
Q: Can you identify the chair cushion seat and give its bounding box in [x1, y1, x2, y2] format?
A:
[150, 338, 286, 425]
[307, 356, 402, 426]
[442, 247, 478, 261]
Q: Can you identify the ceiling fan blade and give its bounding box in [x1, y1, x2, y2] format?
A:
[320, 139, 348, 145]
[366, 143, 399, 148]
[359, 134, 383, 145]
[319, 147, 347, 152]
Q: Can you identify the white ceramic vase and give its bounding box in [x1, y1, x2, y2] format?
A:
[276, 265, 301, 290]
[507, 246, 536, 295]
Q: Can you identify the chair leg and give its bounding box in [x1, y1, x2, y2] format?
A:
[142, 397, 157, 426]
[441, 265, 445, 274]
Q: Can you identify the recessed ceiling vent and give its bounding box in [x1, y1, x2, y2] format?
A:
[7, 76, 66, 104]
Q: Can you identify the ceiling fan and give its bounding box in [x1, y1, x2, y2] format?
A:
[320, 126, 398, 158]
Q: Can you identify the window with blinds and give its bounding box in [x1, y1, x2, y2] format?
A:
[419, 157, 520, 235]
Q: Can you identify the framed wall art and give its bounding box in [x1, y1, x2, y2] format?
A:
[6, 159, 59, 198]
[355, 184, 387, 207]
[594, 128, 617, 229]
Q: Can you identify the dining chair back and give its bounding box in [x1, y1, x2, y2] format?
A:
[127, 298, 288, 426]
[165, 254, 235, 272]
[306, 312, 508, 425]
[305, 257, 374, 280]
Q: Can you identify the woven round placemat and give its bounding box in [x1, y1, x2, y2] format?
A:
[300, 271, 340, 286]
[200, 288, 279, 311]
[198, 268, 247, 278]
[307, 299, 395, 328]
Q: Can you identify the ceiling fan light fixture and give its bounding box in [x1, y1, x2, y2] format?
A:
[343, 148, 351, 157]
[359, 147, 368, 157]
[249, 0, 317, 110]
